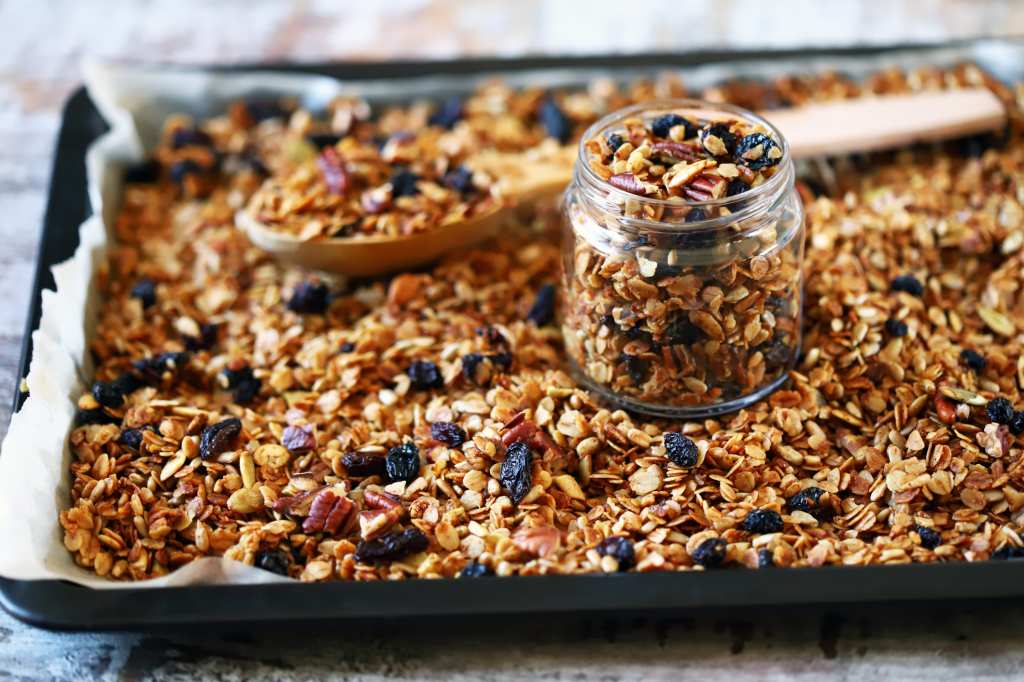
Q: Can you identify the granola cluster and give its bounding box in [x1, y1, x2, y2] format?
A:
[59, 64, 1024, 584]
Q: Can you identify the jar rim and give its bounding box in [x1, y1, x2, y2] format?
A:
[574, 98, 793, 211]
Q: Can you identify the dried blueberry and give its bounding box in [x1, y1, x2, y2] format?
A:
[407, 359, 443, 390]
[171, 127, 212, 149]
[685, 207, 708, 223]
[914, 525, 941, 550]
[355, 528, 429, 563]
[664, 316, 703, 346]
[787, 487, 827, 516]
[169, 159, 203, 185]
[527, 284, 556, 326]
[340, 452, 387, 478]
[726, 178, 751, 197]
[500, 441, 533, 504]
[459, 561, 494, 578]
[664, 432, 698, 468]
[734, 132, 781, 169]
[538, 98, 571, 143]
[132, 351, 190, 383]
[991, 545, 1024, 561]
[890, 274, 924, 296]
[91, 373, 141, 409]
[428, 96, 464, 129]
[988, 397, 1015, 425]
[741, 509, 783, 534]
[221, 365, 254, 390]
[960, 349, 986, 372]
[307, 132, 342, 149]
[757, 549, 775, 568]
[620, 354, 648, 386]
[431, 421, 466, 448]
[124, 159, 161, 184]
[699, 123, 737, 156]
[233, 377, 262, 404]
[1010, 411, 1024, 436]
[75, 407, 120, 426]
[287, 280, 330, 314]
[340, 342, 355, 353]
[596, 536, 636, 571]
[691, 537, 727, 568]
[199, 418, 242, 460]
[760, 338, 793, 370]
[461, 353, 485, 383]
[490, 352, 513, 371]
[443, 165, 475, 195]
[130, 279, 157, 309]
[651, 113, 696, 140]
[884, 318, 908, 337]
[385, 441, 421, 483]
[184, 323, 219, 352]
[390, 169, 420, 197]
[245, 98, 288, 123]
[118, 426, 151, 451]
[606, 132, 626, 153]
[255, 549, 290, 576]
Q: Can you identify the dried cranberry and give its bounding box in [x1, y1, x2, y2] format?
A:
[526, 284, 556, 326]
[199, 418, 242, 460]
[282, 425, 316, 454]
[500, 441, 533, 504]
[596, 536, 636, 571]
[340, 452, 387, 478]
[355, 528, 429, 563]
[385, 442, 421, 483]
[431, 422, 466, 448]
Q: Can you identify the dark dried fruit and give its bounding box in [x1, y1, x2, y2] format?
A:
[596, 536, 636, 571]
[132, 351, 190, 383]
[884, 318, 908, 337]
[526, 284, 556, 326]
[124, 159, 161, 184]
[1010, 411, 1024, 436]
[685, 207, 708, 223]
[91, 373, 142, 408]
[317, 146, 348, 195]
[664, 316, 703, 346]
[608, 172, 646, 195]
[428, 96, 463, 129]
[407, 359, 443, 390]
[130, 279, 157, 308]
[740, 509, 783, 534]
[220, 365, 261, 404]
[757, 549, 774, 568]
[459, 561, 494, 578]
[726, 178, 751, 197]
[991, 545, 1024, 560]
[307, 132, 342, 149]
[170, 127, 212, 149]
[340, 342, 356, 353]
[282, 425, 316, 454]
[500, 441, 533, 504]
[914, 524, 941, 550]
[606, 132, 626, 152]
[664, 432, 698, 468]
[75, 408, 120, 426]
[355, 527, 429, 563]
[760, 338, 793, 370]
[443, 165, 475, 194]
[245, 98, 288, 123]
[287, 280, 330, 314]
[987, 397, 1015, 425]
[890, 274, 924, 296]
[538, 97, 571, 143]
[184, 322, 219, 352]
[169, 159, 204, 186]
[787, 487, 827, 515]
[390, 169, 420, 197]
[255, 549, 290, 576]
[734, 132, 781, 169]
[691, 537, 727, 567]
[385, 441, 421, 483]
[118, 426, 152, 451]
[620, 354, 648, 386]
[651, 113, 696, 139]
[960, 348, 986, 372]
[431, 421, 466, 448]
[199, 418, 242, 460]
[699, 123, 737, 156]
[340, 451, 387, 478]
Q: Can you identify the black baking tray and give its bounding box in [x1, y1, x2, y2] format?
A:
[6, 38, 1024, 631]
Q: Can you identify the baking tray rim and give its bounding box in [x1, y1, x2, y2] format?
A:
[7, 37, 1024, 631]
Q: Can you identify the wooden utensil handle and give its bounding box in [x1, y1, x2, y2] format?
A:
[763, 88, 1006, 159]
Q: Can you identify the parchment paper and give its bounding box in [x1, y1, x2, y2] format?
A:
[1, 42, 1020, 589]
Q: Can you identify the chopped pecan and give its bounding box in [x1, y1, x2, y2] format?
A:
[302, 490, 354, 534]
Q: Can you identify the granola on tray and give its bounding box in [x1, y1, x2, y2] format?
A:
[60, 64, 1024, 582]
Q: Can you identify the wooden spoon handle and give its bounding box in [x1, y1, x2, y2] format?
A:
[764, 88, 1006, 160]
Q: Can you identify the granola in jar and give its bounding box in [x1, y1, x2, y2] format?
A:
[562, 101, 804, 417]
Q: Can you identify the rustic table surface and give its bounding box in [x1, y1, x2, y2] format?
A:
[3, 2, 1024, 679]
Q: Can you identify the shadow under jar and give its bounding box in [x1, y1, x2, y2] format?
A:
[561, 100, 805, 418]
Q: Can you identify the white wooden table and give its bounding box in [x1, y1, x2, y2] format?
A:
[3, 2, 1024, 679]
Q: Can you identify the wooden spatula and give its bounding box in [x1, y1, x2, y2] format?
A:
[237, 87, 1006, 276]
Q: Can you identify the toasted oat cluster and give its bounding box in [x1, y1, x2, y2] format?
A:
[59, 64, 1024, 583]
[583, 113, 783, 202]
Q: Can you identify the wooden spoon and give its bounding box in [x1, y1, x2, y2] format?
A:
[238, 88, 1005, 276]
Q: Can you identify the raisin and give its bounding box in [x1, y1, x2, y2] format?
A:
[664, 316, 703, 346]
[526, 284, 556, 326]
[726, 178, 751, 197]
[691, 538, 727, 568]
[132, 351, 190, 383]
[914, 525, 941, 550]
[734, 132, 781, 169]
[407, 359, 443, 390]
[355, 528, 429, 563]
[596, 536, 636, 571]
[220, 366, 261, 404]
[699, 123, 737, 156]
[664, 432, 698, 468]
[890, 274, 924, 296]
[787, 487, 827, 516]
[538, 98, 571, 143]
[987, 397, 1015, 425]
[606, 132, 626, 153]
[960, 349, 986, 372]
[459, 561, 494, 578]
[884, 318, 908, 337]
[620, 354, 648, 386]
[75, 408, 119, 426]
[757, 549, 775, 568]
[760, 338, 793, 370]
[199, 418, 242, 460]
[740, 509, 783, 534]
[685, 207, 708, 223]
[991, 545, 1024, 560]
[388, 169, 419, 198]
[385, 441, 421, 483]
[91, 373, 142, 408]
[500, 441, 533, 504]
[428, 96, 463, 129]
[431, 421, 466, 448]
[124, 159, 161, 184]
[254, 549, 290, 576]
[130, 279, 157, 309]
[443, 165, 475, 194]
[184, 322, 219, 351]
[1010, 411, 1024, 436]
[461, 353, 485, 383]
[307, 132, 342, 149]
[170, 127, 212, 149]
[287, 280, 329, 314]
[651, 113, 696, 140]
[341, 452, 387, 478]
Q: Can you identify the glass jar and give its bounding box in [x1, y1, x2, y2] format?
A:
[561, 100, 805, 418]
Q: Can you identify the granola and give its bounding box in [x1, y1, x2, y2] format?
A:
[59, 64, 1024, 583]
